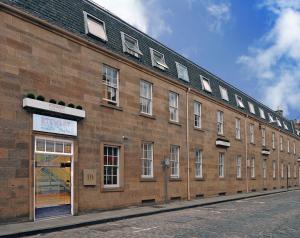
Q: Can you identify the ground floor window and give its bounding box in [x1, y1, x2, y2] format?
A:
[170, 145, 180, 178]
[195, 150, 203, 178]
[262, 160, 267, 179]
[218, 152, 225, 178]
[250, 157, 255, 178]
[236, 156, 242, 178]
[281, 162, 284, 178]
[103, 145, 119, 187]
[272, 161, 276, 179]
[141, 142, 153, 178]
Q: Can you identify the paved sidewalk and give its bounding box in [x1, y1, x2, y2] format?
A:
[0, 188, 299, 238]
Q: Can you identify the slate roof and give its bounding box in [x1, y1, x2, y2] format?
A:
[3, 0, 299, 138]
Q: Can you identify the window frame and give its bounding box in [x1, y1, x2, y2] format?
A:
[200, 75, 212, 93]
[235, 118, 241, 140]
[175, 62, 189, 82]
[250, 157, 255, 178]
[140, 80, 153, 115]
[248, 102, 256, 114]
[83, 11, 108, 41]
[236, 156, 242, 179]
[195, 149, 203, 178]
[261, 128, 266, 146]
[272, 132, 276, 149]
[150, 48, 168, 70]
[194, 101, 202, 129]
[281, 162, 284, 178]
[102, 64, 119, 106]
[103, 145, 120, 188]
[170, 145, 180, 178]
[141, 142, 154, 178]
[268, 113, 275, 123]
[262, 159, 267, 179]
[219, 85, 229, 101]
[280, 136, 283, 151]
[287, 140, 290, 153]
[259, 108, 266, 119]
[272, 160, 276, 179]
[249, 124, 255, 144]
[218, 152, 225, 178]
[283, 122, 289, 130]
[169, 91, 179, 122]
[217, 110, 224, 135]
[121, 32, 143, 58]
[235, 95, 245, 108]
[276, 118, 282, 127]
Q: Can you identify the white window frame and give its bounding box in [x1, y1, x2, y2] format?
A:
[170, 145, 180, 178]
[195, 149, 203, 178]
[219, 86, 229, 101]
[235, 118, 241, 139]
[141, 142, 153, 178]
[236, 156, 242, 178]
[200, 75, 212, 93]
[103, 145, 120, 188]
[150, 48, 168, 70]
[280, 136, 283, 151]
[272, 132, 275, 149]
[294, 164, 297, 178]
[272, 160, 276, 179]
[249, 124, 254, 144]
[293, 141, 296, 155]
[250, 157, 255, 178]
[84, 12, 108, 41]
[283, 122, 289, 130]
[287, 140, 290, 153]
[102, 64, 119, 106]
[259, 108, 266, 119]
[281, 162, 284, 178]
[217, 111, 224, 135]
[121, 32, 143, 58]
[194, 101, 202, 129]
[235, 95, 245, 108]
[248, 102, 255, 114]
[288, 163, 291, 178]
[261, 128, 266, 146]
[218, 152, 225, 178]
[268, 113, 275, 123]
[169, 91, 179, 122]
[276, 118, 282, 127]
[140, 80, 153, 115]
[175, 62, 189, 82]
[262, 159, 267, 179]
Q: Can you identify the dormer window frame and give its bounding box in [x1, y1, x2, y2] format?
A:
[175, 62, 189, 82]
[268, 113, 275, 123]
[121, 32, 143, 58]
[248, 102, 255, 114]
[259, 107, 266, 119]
[276, 118, 282, 127]
[84, 11, 108, 42]
[219, 85, 229, 101]
[200, 75, 212, 93]
[283, 121, 289, 130]
[150, 48, 168, 70]
[235, 95, 245, 108]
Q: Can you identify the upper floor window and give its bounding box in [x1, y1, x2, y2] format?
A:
[280, 136, 283, 151]
[218, 152, 225, 178]
[141, 142, 153, 178]
[195, 149, 203, 178]
[272, 132, 276, 149]
[150, 48, 168, 70]
[219, 86, 229, 101]
[201, 76, 212, 93]
[249, 124, 255, 144]
[287, 140, 290, 153]
[259, 108, 266, 119]
[235, 118, 241, 140]
[175, 62, 189, 82]
[84, 12, 108, 41]
[102, 65, 119, 105]
[194, 101, 202, 129]
[268, 113, 275, 123]
[170, 145, 180, 178]
[169, 92, 179, 122]
[121, 32, 143, 58]
[248, 102, 255, 114]
[140, 80, 152, 115]
[283, 121, 289, 130]
[261, 128, 266, 146]
[235, 95, 245, 108]
[293, 141, 296, 155]
[276, 118, 282, 127]
[217, 111, 224, 135]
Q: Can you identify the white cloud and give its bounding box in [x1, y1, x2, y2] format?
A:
[237, 1, 300, 116]
[92, 0, 172, 38]
[206, 2, 231, 33]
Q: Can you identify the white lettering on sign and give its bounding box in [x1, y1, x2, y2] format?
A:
[33, 114, 77, 136]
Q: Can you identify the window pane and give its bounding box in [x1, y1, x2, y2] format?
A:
[36, 139, 45, 152]
[55, 142, 64, 153]
[87, 16, 107, 40]
[46, 140, 55, 152]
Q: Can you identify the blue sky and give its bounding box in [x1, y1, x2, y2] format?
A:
[95, 0, 300, 120]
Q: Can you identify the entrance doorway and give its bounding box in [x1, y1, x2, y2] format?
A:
[34, 137, 73, 219]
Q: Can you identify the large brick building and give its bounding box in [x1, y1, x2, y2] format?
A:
[1, 0, 300, 223]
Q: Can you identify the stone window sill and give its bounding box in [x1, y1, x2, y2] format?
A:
[139, 113, 156, 120]
[169, 177, 182, 181]
[101, 187, 124, 192]
[100, 103, 123, 111]
[140, 177, 157, 182]
[195, 177, 205, 181]
[194, 127, 205, 132]
[168, 120, 182, 127]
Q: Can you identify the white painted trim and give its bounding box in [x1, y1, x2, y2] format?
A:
[216, 140, 230, 147]
[23, 98, 85, 118]
[261, 150, 271, 155]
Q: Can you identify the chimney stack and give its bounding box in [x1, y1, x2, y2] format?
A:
[275, 109, 283, 117]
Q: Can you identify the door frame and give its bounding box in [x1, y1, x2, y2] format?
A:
[33, 135, 74, 220]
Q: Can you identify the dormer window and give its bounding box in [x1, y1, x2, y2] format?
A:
[200, 75, 212, 93]
[235, 95, 244, 108]
[276, 118, 282, 127]
[150, 48, 168, 70]
[84, 12, 108, 41]
[259, 108, 266, 119]
[175, 62, 189, 82]
[121, 32, 143, 58]
[219, 86, 229, 101]
[268, 113, 275, 123]
[248, 102, 255, 114]
[283, 122, 289, 130]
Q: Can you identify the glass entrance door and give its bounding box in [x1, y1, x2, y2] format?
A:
[34, 137, 73, 219]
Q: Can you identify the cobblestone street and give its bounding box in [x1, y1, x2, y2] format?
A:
[29, 190, 300, 238]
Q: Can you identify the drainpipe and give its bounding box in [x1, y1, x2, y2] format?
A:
[245, 115, 249, 193]
[186, 87, 191, 200]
